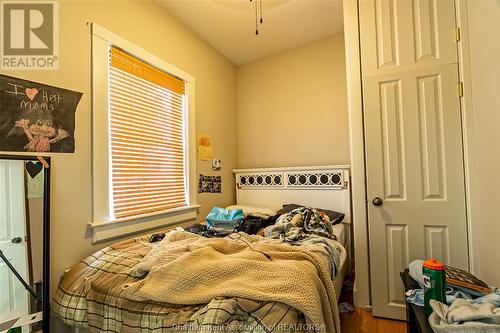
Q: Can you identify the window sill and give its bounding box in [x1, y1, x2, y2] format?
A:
[88, 205, 200, 243]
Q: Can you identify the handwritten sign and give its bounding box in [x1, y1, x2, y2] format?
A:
[0, 74, 82, 153]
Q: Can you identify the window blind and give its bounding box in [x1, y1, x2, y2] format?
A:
[109, 46, 187, 219]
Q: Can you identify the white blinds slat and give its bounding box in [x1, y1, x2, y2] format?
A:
[109, 88, 184, 117]
[110, 120, 184, 141]
[114, 187, 185, 197]
[109, 105, 183, 128]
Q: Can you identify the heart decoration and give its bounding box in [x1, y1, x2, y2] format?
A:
[25, 88, 38, 101]
[26, 161, 43, 178]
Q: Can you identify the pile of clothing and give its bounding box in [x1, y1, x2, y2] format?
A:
[184, 214, 278, 238]
[184, 205, 339, 242]
[264, 206, 336, 242]
[429, 296, 500, 333]
[263, 206, 343, 279]
[159, 205, 344, 279]
[406, 260, 500, 332]
[184, 205, 279, 237]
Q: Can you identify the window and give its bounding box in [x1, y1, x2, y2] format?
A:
[90, 24, 197, 242]
[109, 47, 187, 218]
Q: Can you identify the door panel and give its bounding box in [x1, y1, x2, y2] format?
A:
[379, 80, 405, 200]
[385, 224, 409, 307]
[360, 0, 458, 76]
[418, 74, 446, 200]
[424, 225, 450, 263]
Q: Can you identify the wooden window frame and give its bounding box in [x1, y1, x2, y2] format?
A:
[88, 23, 198, 243]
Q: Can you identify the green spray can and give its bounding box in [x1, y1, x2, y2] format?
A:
[423, 258, 446, 317]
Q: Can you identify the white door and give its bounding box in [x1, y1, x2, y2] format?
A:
[0, 161, 30, 321]
[359, 0, 469, 319]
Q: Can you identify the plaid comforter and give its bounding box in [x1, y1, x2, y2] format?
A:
[53, 234, 318, 333]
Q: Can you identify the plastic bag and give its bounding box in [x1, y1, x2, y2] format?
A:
[206, 207, 244, 233]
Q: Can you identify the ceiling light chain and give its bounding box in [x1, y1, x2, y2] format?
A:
[260, 0, 263, 24]
[250, 0, 264, 35]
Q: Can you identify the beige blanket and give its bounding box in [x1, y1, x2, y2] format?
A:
[53, 233, 313, 332]
[122, 230, 340, 333]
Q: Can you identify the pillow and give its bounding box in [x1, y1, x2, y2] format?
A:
[225, 204, 280, 218]
[277, 203, 345, 225]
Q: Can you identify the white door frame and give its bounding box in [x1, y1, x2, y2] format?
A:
[454, 0, 480, 279]
[342, 0, 371, 308]
[343, 0, 479, 308]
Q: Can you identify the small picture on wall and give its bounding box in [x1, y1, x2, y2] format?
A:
[212, 159, 221, 171]
[198, 174, 221, 193]
[0, 74, 82, 153]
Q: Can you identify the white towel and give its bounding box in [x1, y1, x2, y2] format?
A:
[429, 299, 500, 333]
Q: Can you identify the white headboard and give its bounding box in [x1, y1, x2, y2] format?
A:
[232, 165, 351, 222]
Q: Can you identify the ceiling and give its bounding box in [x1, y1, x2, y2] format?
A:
[157, 0, 344, 65]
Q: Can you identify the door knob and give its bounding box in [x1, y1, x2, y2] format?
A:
[372, 197, 383, 206]
[11, 237, 22, 244]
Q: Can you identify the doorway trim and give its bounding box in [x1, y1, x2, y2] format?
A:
[343, 0, 370, 308]
[454, 0, 480, 276]
[342, 0, 479, 308]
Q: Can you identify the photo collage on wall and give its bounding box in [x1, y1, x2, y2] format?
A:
[198, 174, 222, 193]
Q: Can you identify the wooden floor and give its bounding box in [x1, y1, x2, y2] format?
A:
[340, 307, 407, 333]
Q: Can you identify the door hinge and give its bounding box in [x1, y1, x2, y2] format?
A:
[457, 82, 464, 97]
[454, 27, 461, 42]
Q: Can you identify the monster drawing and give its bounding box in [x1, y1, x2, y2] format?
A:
[1, 75, 82, 153]
[14, 118, 69, 152]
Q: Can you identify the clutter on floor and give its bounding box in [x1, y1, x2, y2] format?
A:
[406, 259, 500, 332]
[337, 273, 355, 314]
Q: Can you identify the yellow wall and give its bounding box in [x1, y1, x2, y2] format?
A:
[1, 0, 238, 294]
[467, 0, 500, 286]
[236, 34, 349, 168]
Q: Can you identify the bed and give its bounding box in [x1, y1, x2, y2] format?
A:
[231, 165, 352, 303]
[53, 166, 352, 333]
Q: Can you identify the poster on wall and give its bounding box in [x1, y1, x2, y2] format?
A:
[0, 74, 83, 153]
[198, 174, 221, 193]
[197, 134, 213, 160]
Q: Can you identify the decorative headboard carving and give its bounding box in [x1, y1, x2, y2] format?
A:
[237, 168, 347, 189]
[233, 165, 351, 221]
[238, 172, 284, 188]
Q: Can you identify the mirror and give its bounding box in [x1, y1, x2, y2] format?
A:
[0, 155, 50, 333]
